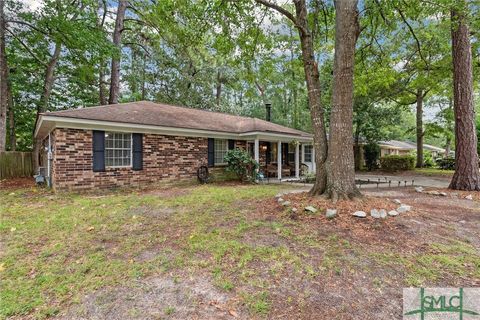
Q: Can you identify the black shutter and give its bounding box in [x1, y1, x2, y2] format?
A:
[266, 142, 271, 164]
[132, 133, 143, 170]
[92, 130, 105, 172]
[228, 139, 235, 150]
[284, 143, 289, 165]
[208, 138, 215, 167]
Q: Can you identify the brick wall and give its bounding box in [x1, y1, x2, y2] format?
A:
[50, 128, 209, 191]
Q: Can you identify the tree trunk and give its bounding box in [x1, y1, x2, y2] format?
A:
[99, 60, 107, 105]
[291, 0, 328, 196]
[33, 42, 62, 171]
[7, 74, 15, 150]
[324, 0, 360, 201]
[216, 70, 222, 108]
[0, 0, 8, 152]
[108, 0, 127, 104]
[445, 136, 451, 158]
[354, 124, 361, 170]
[449, 3, 480, 190]
[416, 88, 424, 168]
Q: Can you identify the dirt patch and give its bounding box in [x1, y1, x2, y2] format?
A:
[128, 205, 177, 218]
[59, 275, 245, 320]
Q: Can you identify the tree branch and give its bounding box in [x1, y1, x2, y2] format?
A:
[396, 7, 429, 69]
[5, 28, 48, 67]
[254, 0, 307, 35]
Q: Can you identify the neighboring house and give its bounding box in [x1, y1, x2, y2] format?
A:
[378, 140, 448, 158]
[35, 101, 314, 191]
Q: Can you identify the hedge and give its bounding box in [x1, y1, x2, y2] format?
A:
[379, 155, 415, 171]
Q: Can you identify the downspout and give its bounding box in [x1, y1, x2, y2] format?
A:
[47, 132, 52, 187]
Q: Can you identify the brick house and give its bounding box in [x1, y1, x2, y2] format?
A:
[35, 101, 314, 191]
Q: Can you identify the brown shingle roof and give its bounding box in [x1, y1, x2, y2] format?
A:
[42, 101, 312, 137]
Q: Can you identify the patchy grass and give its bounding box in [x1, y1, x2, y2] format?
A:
[414, 168, 455, 177]
[1, 182, 479, 319]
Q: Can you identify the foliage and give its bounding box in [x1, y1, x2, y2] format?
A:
[223, 148, 258, 182]
[423, 150, 435, 168]
[380, 155, 415, 171]
[436, 157, 456, 170]
[364, 142, 380, 171]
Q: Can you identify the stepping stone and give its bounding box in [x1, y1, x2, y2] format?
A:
[397, 204, 412, 213]
[388, 210, 399, 216]
[326, 209, 337, 219]
[371, 209, 381, 219]
[304, 206, 318, 213]
[352, 211, 367, 218]
[379, 209, 387, 218]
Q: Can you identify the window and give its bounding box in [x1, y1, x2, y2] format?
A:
[105, 132, 132, 167]
[214, 139, 228, 165]
[288, 143, 295, 164]
[304, 145, 313, 162]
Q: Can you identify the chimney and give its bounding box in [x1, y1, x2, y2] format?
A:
[265, 102, 271, 122]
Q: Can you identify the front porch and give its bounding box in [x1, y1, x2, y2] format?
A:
[246, 139, 315, 181]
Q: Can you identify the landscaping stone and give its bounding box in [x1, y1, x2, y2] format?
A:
[304, 206, 318, 213]
[326, 209, 337, 219]
[397, 204, 412, 213]
[439, 192, 447, 197]
[415, 187, 424, 193]
[352, 211, 367, 218]
[275, 193, 283, 198]
[291, 208, 298, 213]
[277, 198, 284, 203]
[388, 210, 399, 216]
[465, 194, 473, 200]
[281, 201, 291, 206]
[427, 190, 440, 196]
[379, 209, 387, 218]
[370, 209, 381, 219]
[393, 199, 402, 204]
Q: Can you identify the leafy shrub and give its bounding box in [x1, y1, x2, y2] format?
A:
[436, 157, 455, 170]
[380, 155, 415, 171]
[364, 142, 380, 171]
[423, 150, 435, 168]
[224, 149, 259, 182]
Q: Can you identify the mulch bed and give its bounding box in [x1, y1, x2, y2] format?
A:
[0, 177, 35, 190]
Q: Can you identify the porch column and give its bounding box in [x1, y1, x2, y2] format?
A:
[295, 143, 300, 178]
[277, 141, 282, 180]
[312, 144, 316, 173]
[301, 144, 305, 163]
[254, 138, 260, 164]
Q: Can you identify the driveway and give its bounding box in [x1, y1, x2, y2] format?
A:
[356, 173, 450, 189]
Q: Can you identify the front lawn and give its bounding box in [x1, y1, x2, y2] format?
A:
[1, 182, 479, 319]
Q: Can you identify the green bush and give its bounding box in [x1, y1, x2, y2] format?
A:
[436, 157, 455, 170]
[224, 149, 259, 182]
[364, 142, 380, 171]
[423, 150, 435, 168]
[380, 155, 415, 171]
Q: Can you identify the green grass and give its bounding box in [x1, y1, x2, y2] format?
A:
[1, 183, 478, 319]
[0, 184, 288, 319]
[414, 168, 455, 176]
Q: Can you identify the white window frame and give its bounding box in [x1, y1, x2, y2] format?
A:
[304, 145, 313, 162]
[104, 132, 133, 168]
[214, 139, 229, 165]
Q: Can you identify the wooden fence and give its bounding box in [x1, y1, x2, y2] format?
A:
[0, 152, 34, 179]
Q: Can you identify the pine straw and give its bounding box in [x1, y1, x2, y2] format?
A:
[254, 191, 411, 243]
[423, 187, 480, 201]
